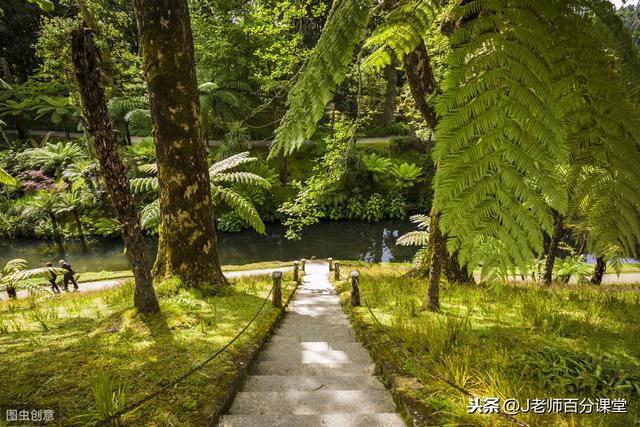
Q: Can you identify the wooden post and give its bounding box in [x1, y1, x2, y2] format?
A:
[272, 271, 282, 308]
[328, 257, 334, 271]
[334, 262, 341, 281]
[301, 259, 306, 272]
[350, 270, 360, 306]
[293, 260, 299, 283]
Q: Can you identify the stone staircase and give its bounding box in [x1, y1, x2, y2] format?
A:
[220, 261, 405, 426]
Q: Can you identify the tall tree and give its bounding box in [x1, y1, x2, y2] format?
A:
[132, 0, 226, 287]
[70, 27, 160, 313]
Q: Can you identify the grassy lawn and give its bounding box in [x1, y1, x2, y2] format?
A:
[0, 272, 296, 425]
[334, 262, 640, 426]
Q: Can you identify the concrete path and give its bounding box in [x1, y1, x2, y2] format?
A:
[8, 129, 394, 147]
[0, 266, 293, 301]
[220, 261, 404, 427]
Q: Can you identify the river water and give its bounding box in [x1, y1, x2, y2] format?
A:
[0, 220, 419, 272]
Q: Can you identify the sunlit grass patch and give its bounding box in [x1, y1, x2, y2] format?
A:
[0, 272, 295, 425]
[334, 262, 640, 426]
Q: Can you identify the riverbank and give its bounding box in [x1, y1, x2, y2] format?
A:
[333, 262, 640, 426]
[0, 270, 297, 425]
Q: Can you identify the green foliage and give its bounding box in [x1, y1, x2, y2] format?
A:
[363, 0, 437, 71]
[363, 193, 385, 222]
[397, 214, 430, 247]
[433, 0, 640, 276]
[132, 153, 270, 233]
[517, 346, 640, 397]
[271, 0, 374, 155]
[390, 161, 422, 189]
[19, 141, 87, 177]
[0, 167, 16, 186]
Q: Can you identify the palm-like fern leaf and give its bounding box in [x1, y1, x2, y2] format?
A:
[130, 177, 159, 194]
[210, 172, 271, 188]
[271, 0, 374, 156]
[0, 167, 16, 186]
[140, 199, 161, 230]
[214, 187, 265, 234]
[364, 0, 438, 71]
[208, 152, 256, 175]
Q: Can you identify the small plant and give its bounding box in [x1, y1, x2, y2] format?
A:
[74, 371, 127, 426]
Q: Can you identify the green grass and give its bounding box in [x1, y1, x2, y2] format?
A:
[334, 262, 640, 427]
[0, 272, 296, 425]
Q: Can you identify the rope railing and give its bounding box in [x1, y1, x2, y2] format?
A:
[342, 267, 530, 427]
[96, 266, 298, 426]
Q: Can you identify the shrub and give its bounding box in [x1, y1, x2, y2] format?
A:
[363, 193, 385, 222]
[385, 192, 406, 219]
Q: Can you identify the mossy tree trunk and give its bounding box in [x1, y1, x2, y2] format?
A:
[423, 211, 443, 311]
[71, 27, 160, 313]
[382, 58, 397, 128]
[542, 210, 564, 285]
[133, 0, 226, 288]
[590, 256, 606, 285]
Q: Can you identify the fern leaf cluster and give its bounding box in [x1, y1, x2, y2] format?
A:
[434, 0, 640, 273]
[271, 0, 374, 156]
[363, 0, 438, 71]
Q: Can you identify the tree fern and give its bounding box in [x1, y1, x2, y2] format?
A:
[363, 0, 438, 71]
[134, 153, 270, 234]
[433, 0, 640, 274]
[271, 0, 374, 156]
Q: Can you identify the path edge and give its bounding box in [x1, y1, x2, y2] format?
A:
[332, 275, 441, 427]
[205, 276, 301, 426]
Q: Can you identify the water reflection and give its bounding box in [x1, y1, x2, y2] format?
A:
[0, 220, 418, 272]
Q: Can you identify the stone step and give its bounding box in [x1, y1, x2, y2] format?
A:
[284, 312, 348, 321]
[228, 390, 397, 415]
[251, 361, 375, 376]
[288, 307, 345, 315]
[241, 374, 385, 391]
[267, 335, 358, 344]
[220, 413, 406, 427]
[262, 341, 368, 352]
[273, 324, 354, 337]
[257, 349, 371, 363]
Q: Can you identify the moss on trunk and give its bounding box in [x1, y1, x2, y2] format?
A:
[71, 28, 160, 313]
[132, 0, 226, 288]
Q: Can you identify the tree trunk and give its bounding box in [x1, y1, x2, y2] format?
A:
[444, 251, 474, 285]
[382, 58, 397, 128]
[125, 121, 132, 146]
[542, 210, 563, 285]
[591, 256, 606, 285]
[6, 287, 17, 299]
[403, 42, 440, 130]
[423, 212, 443, 311]
[132, 0, 226, 288]
[48, 211, 65, 255]
[278, 152, 288, 185]
[72, 207, 88, 252]
[71, 28, 160, 313]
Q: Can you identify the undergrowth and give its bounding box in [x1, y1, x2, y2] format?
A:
[334, 262, 640, 426]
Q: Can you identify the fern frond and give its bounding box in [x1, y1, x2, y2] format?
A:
[130, 177, 159, 194]
[214, 187, 265, 234]
[271, 0, 374, 156]
[140, 199, 160, 229]
[363, 0, 438, 71]
[3, 259, 28, 274]
[3, 267, 66, 284]
[209, 152, 255, 175]
[138, 163, 158, 174]
[0, 167, 16, 186]
[210, 172, 272, 189]
[396, 230, 429, 247]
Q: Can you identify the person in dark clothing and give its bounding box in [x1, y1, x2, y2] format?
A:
[45, 262, 60, 293]
[59, 260, 79, 291]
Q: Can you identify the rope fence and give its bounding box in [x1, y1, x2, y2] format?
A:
[96, 266, 299, 426]
[343, 267, 530, 427]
